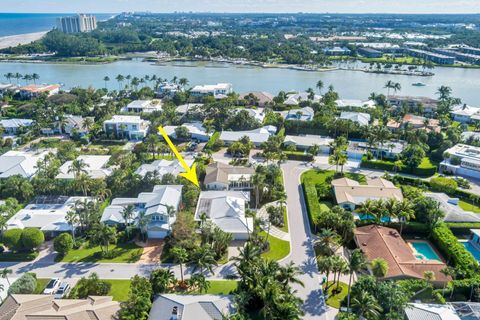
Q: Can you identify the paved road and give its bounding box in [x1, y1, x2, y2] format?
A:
[281, 161, 338, 320]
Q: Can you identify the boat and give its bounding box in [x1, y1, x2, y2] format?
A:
[412, 82, 426, 87]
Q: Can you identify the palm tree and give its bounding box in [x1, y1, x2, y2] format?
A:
[65, 209, 79, 245]
[68, 159, 89, 179]
[316, 80, 324, 94]
[31, 73, 40, 84]
[171, 246, 188, 283]
[179, 77, 189, 89]
[371, 257, 389, 280]
[384, 80, 395, 96]
[189, 273, 210, 293]
[115, 74, 125, 91]
[188, 247, 217, 274]
[14, 73, 22, 85]
[121, 204, 135, 238]
[351, 290, 383, 320]
[90, 223, 117, 255]
[424, 271, 435, 284]
[150, 268, 175, 294]
[278, 262, 304, 288]
[315, 229, 341, 256]
[103, 76, 110, 89]
[437, 85, 452, 101]
[0, 268, 12, 286]
[74, 173, 92, 196]
[346, 249, 367, 311]
[396, 200, 415, 235]
[4, 72, 13, 84]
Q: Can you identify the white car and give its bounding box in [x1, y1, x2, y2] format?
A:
[54, 282, 70, 299]
[43, 278, 60, 295]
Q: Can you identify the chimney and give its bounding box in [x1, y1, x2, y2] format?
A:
[171, 306, 179, 320]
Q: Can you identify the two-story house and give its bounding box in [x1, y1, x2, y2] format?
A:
[101, 185, 183, 239]
[103, 115, 150, 140]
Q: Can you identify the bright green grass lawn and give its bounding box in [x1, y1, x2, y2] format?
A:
[205, 280, 238, 295]
[59, 242, 143, 263]
[418, 157, 435, 169]
[325, 281, 349, 309]
[260, 231, 290, 261]
[459, 200, 480, 213]
[34, 278, 50, 294]
[105, 279, 131, 301]
[301, 169, 366, 185]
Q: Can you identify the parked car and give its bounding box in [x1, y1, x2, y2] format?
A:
[43, 278, 60, 294]
[54, 282, 70, 299]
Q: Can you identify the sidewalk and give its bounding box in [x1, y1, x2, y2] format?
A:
[257, 201, 290, 241]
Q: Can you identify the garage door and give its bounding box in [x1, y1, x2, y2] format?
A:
[147, 230, 168, 239]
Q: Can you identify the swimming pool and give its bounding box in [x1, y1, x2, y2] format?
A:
[462, 241, 480, 261]
[357, 214, 392, 223]
[409, 241, 441, 261]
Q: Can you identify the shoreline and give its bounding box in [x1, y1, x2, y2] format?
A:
[0, 31, 48, 50]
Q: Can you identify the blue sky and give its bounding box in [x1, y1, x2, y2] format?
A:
[2, 0, 479, 14]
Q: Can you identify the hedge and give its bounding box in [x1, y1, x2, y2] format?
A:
[446, 223, 480, 235]
[431, 224, 478, 277]
[360, 156, 436, 177]
[285, 151, 313, 162]
[302, 181, 322, 228]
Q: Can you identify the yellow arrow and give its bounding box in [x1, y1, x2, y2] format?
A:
[158, 126, 200, 187]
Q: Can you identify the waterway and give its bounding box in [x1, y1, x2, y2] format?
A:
[1, 59, 479, 104]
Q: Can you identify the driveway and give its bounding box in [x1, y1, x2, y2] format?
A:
[138, 240, 164, 264]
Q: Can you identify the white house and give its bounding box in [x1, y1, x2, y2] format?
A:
[220, 126, 276, 147]
[450, 104, 480, 123]
[0, 119, 34, 135]
[175, 103, 203, 115]
[156, 82, 182, 98]
[242, 108, 266, 123]
[162, 122, 212, 142]
[336, 99, 376, 109]
[135, 159, 194, 179]
[101, 185, 183, 239]
[103, 115, 150, 140]
[339, 112, 371, 126]
[283, 135, 333, 153]
[0, 149, 52, 179]
[6, 196, 91, 237]
[405, 303, 461, 320]
[284, 107, 315, 121]
[19, 84, 60, 99]
[149, 294, 235, 320]
[284, 92, 321, 106]
[204, 162, 255, 191]
[121, 100, 163, 113]
[59, 115, 93, 137]
[190, 83, 233, 99]
[56, 155, 113, 180]
[440, 144, 480, 179]
[195, 191, 253, 240]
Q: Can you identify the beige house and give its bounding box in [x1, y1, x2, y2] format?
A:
[204, 162, 255, 191]
[332, 177, 403, 211]
[0, 294, 119, 320]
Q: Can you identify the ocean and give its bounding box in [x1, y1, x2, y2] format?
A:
[0, 13, 114, 37]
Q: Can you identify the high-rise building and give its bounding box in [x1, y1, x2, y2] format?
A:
[56, 14, 97, 33]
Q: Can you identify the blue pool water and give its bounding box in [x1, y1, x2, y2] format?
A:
[410, 241, 441, 261]
[462, 242, 480, 261]
[357, 214, 392, 223]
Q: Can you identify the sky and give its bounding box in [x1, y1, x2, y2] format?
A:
[1, 0, 480, 14]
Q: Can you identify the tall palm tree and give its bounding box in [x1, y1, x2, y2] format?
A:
[351, 290, 383, 320]
[346, 250, 367, 311]
[14, 73, 22, 85]
[384, 80, 395, 96]
[278, 262, 304, 288]
[315, 229, 341, 256]
[31, 73, 40, 84]
[316, 80, 324, 94]
[189, 273, 210, 293]
[68, 159, 89, 179]
[0, 268, 12, 286]
[65, 209, 79, 245]
[437, 85, 452, 101]
[103, 76, 110, 89]
[171, 246, 188, 283]
[396, 200, 415, 235]
[4, 73, 13, 84]
[115, 74, 125, 91]
[121, 204, 135, 238]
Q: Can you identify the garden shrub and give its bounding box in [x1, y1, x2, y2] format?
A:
[53, 233, 74, 255]
[430, 177, 458, 194]
[431, 224, 478, 277]
[20, 228, 45, 252]
[285, 151, 313, 162]
[8, 273, 37, 294]
[302, 181, 322, 226]
[2, 229, 23, 252]
[69, 272, 111, 299]
[360, 156, 436, 177]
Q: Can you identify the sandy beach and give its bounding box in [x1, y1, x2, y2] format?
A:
[0, 31, 47, 50]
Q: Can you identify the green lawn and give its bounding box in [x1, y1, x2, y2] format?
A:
[325, 281, 349, 309]
[205, 280, 238, 294]
[34, 278, 50, 294]
[418, 157, 435, 169]
[58, 242, 143, 263]
[459, 200, 480, 213]
[260, 231, 290, 261]
[301, 169, 366, 186]
[0, 252, 38, 262]
[105, 279, 131, 301]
